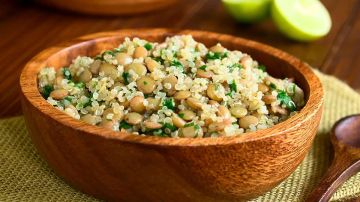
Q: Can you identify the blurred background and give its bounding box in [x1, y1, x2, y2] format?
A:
[1, 0, 359, 118]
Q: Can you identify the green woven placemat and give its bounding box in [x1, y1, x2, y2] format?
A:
[1, 71, 360, 202]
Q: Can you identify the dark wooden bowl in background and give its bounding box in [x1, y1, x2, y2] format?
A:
[38, 0, 179, 15]
[20, 29, 324, 201]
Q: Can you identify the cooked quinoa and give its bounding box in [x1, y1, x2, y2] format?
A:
[37, 35, 305, 138]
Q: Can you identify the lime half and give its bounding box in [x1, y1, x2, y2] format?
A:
[222, 0, 272, 23]
[271, 0, 332, 41]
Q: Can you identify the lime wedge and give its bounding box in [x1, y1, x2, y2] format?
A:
[271, 0, 332, 41]
[222, 0, 272, 23]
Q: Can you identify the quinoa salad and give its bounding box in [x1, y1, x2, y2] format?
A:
[37, 35, 305, 138]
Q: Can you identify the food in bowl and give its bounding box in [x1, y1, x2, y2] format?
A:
[37, 35, 305, 138]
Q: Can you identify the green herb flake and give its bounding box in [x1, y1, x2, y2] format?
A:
[63, 68, 72, 80]
[153, 57, 164, 64]
[122, 72, 131, 85]
[42, 85, 54, 99]
[194, 124, 201, 130]
[153, 129, 168, 137]
[162, 98, 175, 110]
[75, 82, 85, 89]
[119, 120, 132, 129]
[103, 50, 116, 57]
[144, 43, 152, 51]
[143, 81, 148, 85]
[199, 65, 207, 70]
[228, 63, 243, 72]
[170, 60, 184, 71]
[205, 51, 228, 60]
[277, 90, 297, 112]
[257, 65, 266, 72]
[229, 80, 237, 93]
[269, 83, 277, 90]
[162, 123, 177, 132]
[184, 122, 195, 127]
[64, 96, 73, 102]
[178, 113, 185, 118]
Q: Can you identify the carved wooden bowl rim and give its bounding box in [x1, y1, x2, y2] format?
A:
[20, 28, 324, 146]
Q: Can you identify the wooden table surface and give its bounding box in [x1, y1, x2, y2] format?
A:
[1, 0, 360, 118]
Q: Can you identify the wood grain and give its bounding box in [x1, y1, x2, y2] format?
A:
[307, 115, 360, 202]
[38, 0, 179, 15]
[20, 29, 324, 201]
[0, 0, 358, 118]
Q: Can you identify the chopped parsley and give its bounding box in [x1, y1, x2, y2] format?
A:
[83, 98, 92, 108]
[194, 124, 201, 130]
[95, 49, 121, 60]
[42, 85, 53, 99]
[63, 68, 72, 80]
[228, 63, 243, 72]
[144, 43, 152, 51]
[153, 129, 169, 137]
[229, 80, 237, 93]
[269, 83, 277, 90]
[257, 65, 266, 72]
[199, 65, 207, 70]
[178, 113, 185, 118]
[153, 57, 164, 64]
[119, 120, 132, 129]
[143, 81, 148, 85]
[205, 51, 228, 60]
[122, 72, 131, 85]
[277, 90, 297, 111]
[162, 123, 177, 132]
[162, 98, 175, 110]
[170, 60, 184, 71]
[64, 96, 73, 102]
[184, 122, 195, 127]
[75, 82, 85, 89]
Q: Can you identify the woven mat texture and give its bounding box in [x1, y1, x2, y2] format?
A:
[1, 71, 360, 202]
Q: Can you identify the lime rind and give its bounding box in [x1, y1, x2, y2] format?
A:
[271, 0, 332, 41]
[222, 0, 272, 23]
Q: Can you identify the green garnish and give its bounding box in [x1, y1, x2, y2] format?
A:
[277, 90, 297, 111]
[144, 43, 152, 51]
[184, 122, 195, 127]
[153, 57, 164, 64]
[228, 63, 243, 72]
[42, 85, 54, 99]
[64, 96, 73, 102]
[205, 51, 228, 60]
[153, 129, 169, 137]
[143, 81, 148, 85]
[162, 123, 177, 132]
[75, 82, 85, 89]
[269, 83, 277, 90]
[95, 49, 121, 61]
[162, 98, 175, 110]
[170, 60, 184, 71]
[122, 72, 131, 85]
[199, 65, 207, 70]
[257, 65, 267, 72]
[63, 68, 72, 80]
[102, 50, 116, 57]
[229, 80, 237, 93]
[119, 120, 132, 129]
[178, 113, 185, 118]
[194, 124, 201, 130]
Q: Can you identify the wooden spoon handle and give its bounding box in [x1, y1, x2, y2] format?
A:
[307, 152, 360, 202]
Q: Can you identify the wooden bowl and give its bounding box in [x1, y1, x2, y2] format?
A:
[20, 29, 323, 201]
[38, 0, 179, 15]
